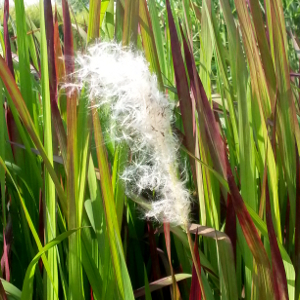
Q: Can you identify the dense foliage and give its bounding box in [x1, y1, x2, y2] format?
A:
[0, 0, 299, 299]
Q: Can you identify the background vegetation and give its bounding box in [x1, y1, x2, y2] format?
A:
[0, 0, 299, 299]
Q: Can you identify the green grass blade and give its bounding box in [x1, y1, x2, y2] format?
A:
[0, 55, 67, 213]
[40, 0, 58, 298]
[21, 229, 79, 300]
[92, 106, 134, 300]
[87, 0, 101, 41]
[0, 279, 21, 300]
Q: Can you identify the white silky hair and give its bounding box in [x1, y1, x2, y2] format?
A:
[75, 42, 190, 226]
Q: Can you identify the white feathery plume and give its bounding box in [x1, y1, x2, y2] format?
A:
[75, 42, 191, 226]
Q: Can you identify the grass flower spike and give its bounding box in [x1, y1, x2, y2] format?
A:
[76, 42, 191, 226]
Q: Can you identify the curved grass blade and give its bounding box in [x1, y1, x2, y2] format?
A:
[0, 55, 67, 213]
[0, 279, 21, 300]
[0, 156, 59, 299]
[21, 229, 79, 300]
[134, 274, 192, 298]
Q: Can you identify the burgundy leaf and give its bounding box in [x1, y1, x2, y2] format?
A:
[189, 230, 201, 300]
[266, 180, 288, 300]
[225, 194, 236, 259]
[147, 222, 161, 281]
[45, 0, 67, 167]
[3, 0, 14, 77]
[165, 0, 197, 188]
[180, 19, 270, 270]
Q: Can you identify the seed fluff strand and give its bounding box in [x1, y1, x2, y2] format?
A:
[76, 42, 191, 226]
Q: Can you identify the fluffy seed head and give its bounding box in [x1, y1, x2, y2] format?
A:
[76, 42, 191, 226]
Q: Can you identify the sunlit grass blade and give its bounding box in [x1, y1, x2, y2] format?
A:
[134, 274, 192, 298]
[62, 0, 83, 298]
[233, 0, 282, 245]
[87, 0, 101, 41]
[122, 0, 139, 45]
[265, 181, 289, 300]
[92, 106, 134, 300]
[181, 23, 275, 298]
[139, 0, 163, 89]
[40, 0, 58, 298]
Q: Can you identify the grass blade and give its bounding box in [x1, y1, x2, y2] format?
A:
[40, 0, 58, 298]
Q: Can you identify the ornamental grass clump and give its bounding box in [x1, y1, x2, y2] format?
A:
[76, 42, 191, 226]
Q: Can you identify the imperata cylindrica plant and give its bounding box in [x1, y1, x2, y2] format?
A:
[75, 42, 191, 226]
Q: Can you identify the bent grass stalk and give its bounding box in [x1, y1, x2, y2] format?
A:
[186, 226, 206, 299]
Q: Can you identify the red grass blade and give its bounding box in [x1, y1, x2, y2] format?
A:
[3, 0, 14, 77]
[3, 0, 20, 157]
[147, 222, 161, 281]
[54, 5, 66, 85]
[181, 27, 270, 268]
[266, 180, 288, 300]
[189, 230, 201, 300]
[45, 0, 67, 168]
[44, 0, 57, 104]
[165, 0, 197, 187]
[0, 217, 12, 282]
[225, 194, 236, 259]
